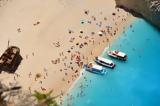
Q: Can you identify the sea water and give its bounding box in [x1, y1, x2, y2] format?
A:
[62, 19, 160, 106]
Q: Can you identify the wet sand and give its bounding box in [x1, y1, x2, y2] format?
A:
[0, 0, 134, 103]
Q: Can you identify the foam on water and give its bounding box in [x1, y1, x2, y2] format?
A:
[62, 19, 160, 106]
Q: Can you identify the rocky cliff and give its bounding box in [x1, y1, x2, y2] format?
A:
[115, 0, 160, 28]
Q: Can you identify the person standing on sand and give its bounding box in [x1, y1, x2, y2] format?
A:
[29, 72, 32, 78]
[17, 28, 21, 32]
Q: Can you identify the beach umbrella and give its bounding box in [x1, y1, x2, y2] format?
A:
[98, 31, 103, 36]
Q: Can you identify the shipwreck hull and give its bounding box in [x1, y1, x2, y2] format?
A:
[0, 46, 22, 73]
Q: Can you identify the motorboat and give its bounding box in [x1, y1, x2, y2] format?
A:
[84, 63, 107, 75]
[108, 50, 127, 61]
[95, 56, 115, 69]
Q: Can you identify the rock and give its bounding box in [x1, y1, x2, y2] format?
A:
[115, 0, 160, 28]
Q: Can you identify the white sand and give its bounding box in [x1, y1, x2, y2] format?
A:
[0, 0, 134, 102]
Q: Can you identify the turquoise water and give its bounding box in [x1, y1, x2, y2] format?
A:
[62, 19, 160, 106]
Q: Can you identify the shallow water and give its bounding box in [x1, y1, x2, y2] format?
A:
[62, 19, 160, 106]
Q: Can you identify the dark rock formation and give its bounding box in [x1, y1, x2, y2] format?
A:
[115, 0, 160, 28]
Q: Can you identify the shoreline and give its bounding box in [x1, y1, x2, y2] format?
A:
[0, 0, 135, 105]
[60, 16, 135, 103]
[62, 18, 160, 106]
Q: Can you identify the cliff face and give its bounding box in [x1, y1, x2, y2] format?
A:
[115, 0, 160, 28]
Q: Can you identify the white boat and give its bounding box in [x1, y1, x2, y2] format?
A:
[108, 50, 127, 61]
[95, 56, 115, 69]
[84, 63, 107, 75]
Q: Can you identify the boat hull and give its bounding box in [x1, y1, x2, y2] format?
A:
[95, 60, 115, 69]
[107, 51, 127, 61]
[84, 65, 107, 75]
[108, 53, 127, 61]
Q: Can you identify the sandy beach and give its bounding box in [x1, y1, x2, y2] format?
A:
[0, 0, 134, 104]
